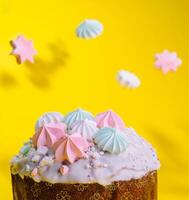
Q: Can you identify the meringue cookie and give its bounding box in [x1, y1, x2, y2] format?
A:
[35, 112, 64, 131]
[117, 70, 141, 89]
[94, 127, 128, 154]
[70, 119, 98, 141]
[64, 108, 94, 128]
[155, 50, 182, 74]
[76, 19, 104, 39]
[95, 110, 125, 130]
[54, 133, 89, 163]
[32, 123, 66, 148]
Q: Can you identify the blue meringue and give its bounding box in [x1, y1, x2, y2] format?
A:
[35, 112, 64, 131]
[94, 127, 128, 154]
[76, 19, 104, 39]
[64, 108, 94, 128]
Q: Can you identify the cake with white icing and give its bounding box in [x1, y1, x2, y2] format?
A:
[11, 109, 160, 200]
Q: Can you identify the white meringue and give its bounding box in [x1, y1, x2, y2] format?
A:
[117, 70, 141, 89]
[70, 119, 98, 141]
[35, 112, 64, 131]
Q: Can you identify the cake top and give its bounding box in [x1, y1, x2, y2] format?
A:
[11, 108, 160, 185]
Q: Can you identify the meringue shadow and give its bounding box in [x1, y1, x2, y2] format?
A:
[0, 71, 18, 90]
[9, 40, 22, 64]
[25, 41, 69, 90]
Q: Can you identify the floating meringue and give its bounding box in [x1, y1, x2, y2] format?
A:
[32, 123, 66, 148]
[117, 70, 141, 89]
[95, 110, 125, 130]
[94, 127, 128, 154]
[76, 19, 104, 39]
[35, 112, 64, 131]
[70, 119, 98, 141]
[11, 35, 37, 64]
[54, 133, 89, 163]
[64, 108, 94, 128]
[155, 50, 182, 74]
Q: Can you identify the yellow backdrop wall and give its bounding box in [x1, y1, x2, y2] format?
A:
[0, 0, 189, 199]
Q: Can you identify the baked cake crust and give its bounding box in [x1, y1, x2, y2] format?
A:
[12, 171, 157, 200]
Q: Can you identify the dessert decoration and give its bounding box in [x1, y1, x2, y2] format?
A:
[117, 70, 141, 88]
[35, 112, 64, 131]
[31, 168, 38, 177]
[59, 165, 69, 175]
[20, 140, 32, 156]
[39, 156, 54, 166]
[32, 123, 66, 148]
[76, 19, 104, 39]
[54, 133, 89, 163]
[64, 108, 94, 128]
[94, 127, 128, 154]
[70, 119, 98, 141]
[155, 50, 182, 74]
[36, 146, 48, 155]
[11, 35, 37, 64]
[11, 108, 160, 200]
[95, 109, 125, 130]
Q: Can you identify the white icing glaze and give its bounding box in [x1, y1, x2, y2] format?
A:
[11, 128, 160, 185]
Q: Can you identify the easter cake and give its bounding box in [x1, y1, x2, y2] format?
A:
[11, 109, 160, 200]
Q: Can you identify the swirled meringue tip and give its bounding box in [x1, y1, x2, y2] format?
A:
[35, 112, 64, 131]
[94, 127, 128, 154]
[54, 133, 90, 163]
[117, 70, 141, 89]
[64, 108, 94, 128]
[32, 122, 67, 148]
[69, 119, 98, 141]
[76, 19, 104, 39]
[95, 109, 125, 130]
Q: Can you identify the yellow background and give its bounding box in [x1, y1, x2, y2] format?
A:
[0, 0, 189, 199]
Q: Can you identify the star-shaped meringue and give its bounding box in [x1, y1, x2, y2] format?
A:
[155, 50, 182, 74]
[11, 35, 37, 64]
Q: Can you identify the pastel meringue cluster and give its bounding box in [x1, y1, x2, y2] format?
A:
[32, 108, 127, 162]
[11, 108, 160, 184]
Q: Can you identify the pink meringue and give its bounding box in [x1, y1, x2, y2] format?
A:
[54, 133, 89, 163]
[32, 123, 66, 148]
[95, 110, 125, 130]
[155, 50, 182, 74]
[11, 35, 37, 64]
